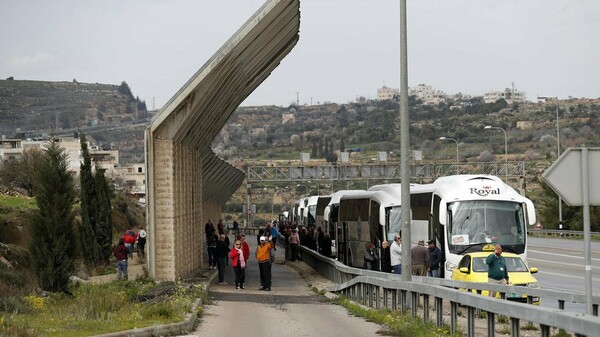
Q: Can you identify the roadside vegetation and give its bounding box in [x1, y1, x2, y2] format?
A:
[330, 296, 461, 337]
[0, 279, 206, 337]
[0, 135, 152, 336]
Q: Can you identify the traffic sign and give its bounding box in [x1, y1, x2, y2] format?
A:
[542, 148, 600, 206]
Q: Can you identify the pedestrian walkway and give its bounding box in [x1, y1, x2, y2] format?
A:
[178, 237, 382, 336]
[88, 256, 146, 284]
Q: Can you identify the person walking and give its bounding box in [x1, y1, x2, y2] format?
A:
[205, 219, 215, 240]
[215, 234, 230, 284]
[229, 240, 246, 289]
[239, 234, 250, 265]
[136, 226, 147, 261]
[217, 219, 225, 235]
[427, 239, 442, 278]
[283, 227, 292, 260]
[232, 220, 240, 236]
[363, 242, 378, 271]
[123, 227, 136, 259]
[270, 224, 279, 250]
[288, 228, 300, 261]
[390, 235, 402, 274]
[411, 240, 429, 276]
[485, 244, 509, 298]
[255, 236, 273, 291]
[319, 232, 333, 258]
[381, 240, 392, 273]
[114, 238, 128, 280]
[207, 229, 218, 270]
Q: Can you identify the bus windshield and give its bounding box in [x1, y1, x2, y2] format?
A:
[447, 200, 526, 253]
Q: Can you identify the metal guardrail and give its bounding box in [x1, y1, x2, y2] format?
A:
[246, 161, 525, 183]
[298, 246, 600, 337]
[528, 229, 600, 239]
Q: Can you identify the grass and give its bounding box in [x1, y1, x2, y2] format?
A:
[522, 321, 539, 331]
[330, 296, 461, 337]
[0, 278, 206, 337]
[551, 329, 572, 337]
[0, 194, 37, 209]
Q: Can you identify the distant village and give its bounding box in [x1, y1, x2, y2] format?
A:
[2, 82, 599, 205]
[0, 135, 146, 202]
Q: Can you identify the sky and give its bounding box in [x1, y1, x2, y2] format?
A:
[1, 0, 599, 109]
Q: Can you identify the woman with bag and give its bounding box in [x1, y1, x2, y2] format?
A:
[229, 240, 247, 289]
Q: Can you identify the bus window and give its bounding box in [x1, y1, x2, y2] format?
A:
[387, 207, 402, 242]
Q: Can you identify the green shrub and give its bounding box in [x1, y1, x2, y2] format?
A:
[0, 315, 39, 337]
[0, 296, 30, 314]
[140, 301, 176, 319]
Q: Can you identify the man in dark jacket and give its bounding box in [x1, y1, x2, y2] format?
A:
[427, 239, 442, 278]
[381, 240, 392, 273]
[485, 244, 509, 297]
[319, 233, 333, 258]
[215, 234, 231, 284]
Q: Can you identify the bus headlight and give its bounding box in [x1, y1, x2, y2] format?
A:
[445, 261, 457, 271]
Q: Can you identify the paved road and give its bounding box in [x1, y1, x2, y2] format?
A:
[527, 237, 600, 312]
[179, 237, 382, 337]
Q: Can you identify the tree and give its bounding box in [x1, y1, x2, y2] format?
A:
[30, 140, 76, 293]
[0, 148, 44, 196]
[536, 180, 581, 230]
[118, 81, 133, 98]
[79, 133, 100, 267]
[94, 165, 113, 264]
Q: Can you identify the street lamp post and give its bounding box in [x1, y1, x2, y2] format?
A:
[538, 96, 563, 229]
[439, 137, 459, 163]
[484, 126, 508, 179]
[439, 137, 459, 174]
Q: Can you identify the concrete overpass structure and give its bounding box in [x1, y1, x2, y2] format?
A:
[145, 0, 300, 281]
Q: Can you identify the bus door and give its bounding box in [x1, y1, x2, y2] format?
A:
[337, 221, 349, 265]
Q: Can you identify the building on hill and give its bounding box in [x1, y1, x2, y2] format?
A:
[0, 135, 119, 175]
[282, 112, 295, 124]
[516, 121, 533, 130]
[113, 163, 146, 203]
[377, 84, 448, 105]
[484, 87, 526, 104]
[410, 84, 447, 105]
[377, 86, 399, 101]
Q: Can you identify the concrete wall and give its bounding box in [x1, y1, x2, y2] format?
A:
[152, 139, 203, 281]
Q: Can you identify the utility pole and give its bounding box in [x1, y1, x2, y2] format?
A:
[399, 0, 411, 281]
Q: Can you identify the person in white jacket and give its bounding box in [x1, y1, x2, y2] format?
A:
[390, 235, 402, 274]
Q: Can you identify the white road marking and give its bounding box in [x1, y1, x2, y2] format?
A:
[527, 249, 600, 262]
[536, 269, 600, 282]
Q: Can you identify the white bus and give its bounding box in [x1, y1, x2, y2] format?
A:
[409, 175, 536, 279]
[323, 190, 365, 244]
[336, 189, 402, 268]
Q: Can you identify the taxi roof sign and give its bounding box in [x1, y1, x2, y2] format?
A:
[482, 244, 495, 251]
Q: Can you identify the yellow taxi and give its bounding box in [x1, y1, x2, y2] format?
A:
[451, 249, 540, 304]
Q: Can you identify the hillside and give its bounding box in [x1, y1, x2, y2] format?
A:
[0, 79, 148, 135]
[0, 79, 149, 163]
[214, 98, 600, 166]
[3, 79, 599, 168]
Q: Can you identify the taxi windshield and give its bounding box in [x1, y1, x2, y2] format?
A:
[472, 257, 529, 273]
